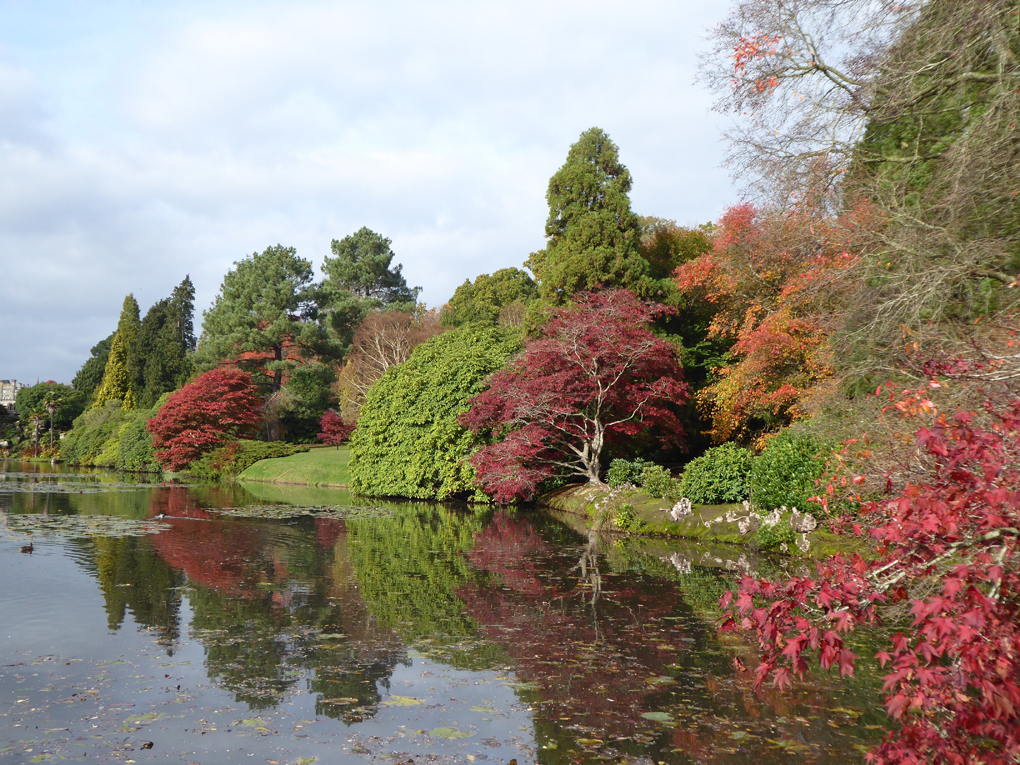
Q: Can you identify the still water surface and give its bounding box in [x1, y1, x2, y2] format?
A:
[1, 463, 887, 765]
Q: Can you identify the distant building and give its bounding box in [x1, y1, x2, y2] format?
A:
[0, 379, 27, 413]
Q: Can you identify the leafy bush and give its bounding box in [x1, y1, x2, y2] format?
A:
[185, 439, 310, 479]
[677, 442, 754, 504]
[640, 464, 682, 501]
[754, 512, 797, 550]
[749, 431, 829, 515]
[60, 399, 161, 473]
[614, 503, 639, 531]
[349, 325, 523, 500]
[605, 457, 654, 487]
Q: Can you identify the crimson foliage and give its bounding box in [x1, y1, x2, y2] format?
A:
[721, 396, 1020, 764]
[317, 410, 354, 447]
[146, 369, 263, 471]
[461, 289, 689, 503]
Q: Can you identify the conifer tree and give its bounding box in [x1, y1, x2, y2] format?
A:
[138, 276, 196, 406]
[525, 128, 648, 302]
[92, 296, 142, 410]
[72, 332, 115, 402]
[317, 227, 421, 355]
[197, 245, 320, 393]
[91, 330, 134, 409]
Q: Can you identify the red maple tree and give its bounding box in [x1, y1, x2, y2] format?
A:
[317, 410, 354, 447]
[721, 391, 1020, 764]
[460, 289, 689, 503]
[147, 368, 263, 471]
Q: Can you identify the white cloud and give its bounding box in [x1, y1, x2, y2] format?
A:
[0, 0, 735, 384]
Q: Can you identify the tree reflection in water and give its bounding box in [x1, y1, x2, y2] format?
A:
[44, 483, 886, 763]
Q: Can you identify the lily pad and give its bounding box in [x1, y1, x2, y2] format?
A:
[641, 711, 675, 723]
[430, 727, 474, 740]
[381, 695, 422, 706]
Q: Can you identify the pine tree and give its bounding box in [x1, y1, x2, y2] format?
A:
[525, 128, 648, 302]
[197, 245, 320, 393]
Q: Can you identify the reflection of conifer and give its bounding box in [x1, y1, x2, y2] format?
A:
[82, 536, 185, 641]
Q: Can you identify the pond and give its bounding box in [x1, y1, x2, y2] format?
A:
[1, 463, 889, 765]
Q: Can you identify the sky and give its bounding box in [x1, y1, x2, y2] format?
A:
[0, 0, 738, 385]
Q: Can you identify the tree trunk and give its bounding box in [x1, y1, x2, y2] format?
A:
[272, 343, 284, 393]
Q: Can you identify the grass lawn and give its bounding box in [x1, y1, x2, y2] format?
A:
[238, 444, 351, 487]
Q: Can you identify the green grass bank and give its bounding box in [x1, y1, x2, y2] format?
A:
[238, 445, 351, 488]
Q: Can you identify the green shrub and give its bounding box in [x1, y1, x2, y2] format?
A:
[185, 440, 310, 479]
[755, 515, 797, 550]
[605, 457, 654, 487]
[61, 399, 161, 473]
[749, 431, 830, 516]
[613, 503, 639, 531]
[677, 442, 754, 504]
[349, 325, 523, 500]
[640, 464, 682, 501]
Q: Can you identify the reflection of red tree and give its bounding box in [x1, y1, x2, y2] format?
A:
[148, 488, 279, 601]
[459, 515, 870, 756]
[315, 517, 345, 550]
[459, 518, 691, 738]
[467, 511, 548, 595]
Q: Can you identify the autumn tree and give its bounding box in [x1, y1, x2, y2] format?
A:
[525, 128, 648, 303]
[700, 0, 1020, 373]
[461, 290, 689, 503]
[198, 245, 324, 394]
[146, 368, 263, 471]
[335, 308, 446, 422]
[440, 268, 538, 327]
[673, 203, 861, 443]
[721, 390, 1020, 764]
[317, 410, 354, 448]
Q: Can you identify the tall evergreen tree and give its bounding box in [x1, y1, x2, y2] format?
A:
[197, 245, 321, 393]
[317, 227, 421, 355]
[72, 332, 115, 402]
[119, 295, 142, 399]
[137, 276, 196, 406]
[92, 296, 142, 410]
[92, 331, 134, 409]
[525, 128, 648, 302]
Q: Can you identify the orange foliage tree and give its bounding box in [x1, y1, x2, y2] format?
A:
[674, 202, 866, 443]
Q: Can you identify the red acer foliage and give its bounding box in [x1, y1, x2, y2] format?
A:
[317, 410, 354, 447]
[721, 392, 1020, 764]
[147, 368, 263, 471]
[674, 202, 864, 442]
[460, 289, 689, 503]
